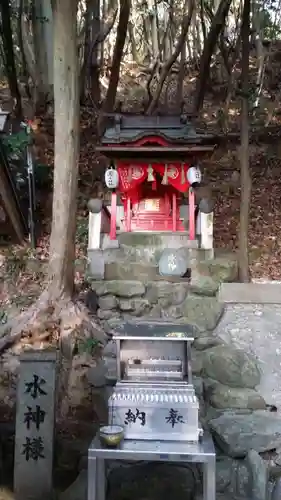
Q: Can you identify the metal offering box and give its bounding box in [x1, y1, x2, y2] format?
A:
[108, 320, 202, 442]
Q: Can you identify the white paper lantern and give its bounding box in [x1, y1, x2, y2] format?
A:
[187, 165, 202, 185]
[105, 167, 119, 189]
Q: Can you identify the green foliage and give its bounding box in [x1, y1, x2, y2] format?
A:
[1, 130, 31, 157]
[74, 337, 102, 356]
[2, 131, 52, 188]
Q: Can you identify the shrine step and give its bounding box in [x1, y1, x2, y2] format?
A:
[116, 231, 199, 249]
[87, 248, 209, 280]
[99, 231, 202, 266]
[102, 262, 192, 281]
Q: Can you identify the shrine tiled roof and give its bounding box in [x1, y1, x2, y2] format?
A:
[101, 114, 215, 145]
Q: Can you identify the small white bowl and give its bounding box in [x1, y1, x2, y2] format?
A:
[99, 425, 124, 447]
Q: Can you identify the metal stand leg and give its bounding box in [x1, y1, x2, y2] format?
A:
[96, 457, 106, 500]
[88, 456, 97, 500]
[203, 457, 216, 500]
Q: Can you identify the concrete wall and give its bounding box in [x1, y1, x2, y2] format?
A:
[217, 283, 281, 409]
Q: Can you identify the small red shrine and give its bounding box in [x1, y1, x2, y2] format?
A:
[95, 114, 216, 241]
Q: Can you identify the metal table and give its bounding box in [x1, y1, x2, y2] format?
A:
[88, 434, 216, 500]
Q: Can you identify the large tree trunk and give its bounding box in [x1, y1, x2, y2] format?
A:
[238, 0, 251, 282]
[0, 0, 23, 118]
[193, 0, 232, 113]
[97, 0, 131, 135]
[48, 0, 80, 300]
[0, 0, 98, 356]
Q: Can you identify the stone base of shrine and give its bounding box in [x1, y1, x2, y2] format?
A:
[87, 230, 215, 280]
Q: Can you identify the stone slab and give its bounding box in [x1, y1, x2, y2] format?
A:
[219, 283, 281, 304]
[14, 349, 58, 500]
[214, 304, 281, 408]
[209, 410, 281, 457]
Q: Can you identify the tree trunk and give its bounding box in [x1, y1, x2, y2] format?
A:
[48, 0, 80, 300]
[176, 34, 186, 111]
[147, 0, 158, 60]
[98, 0, 131, 135]
[0, 0, 23, 118]
[193, 0, 232, 113]
[80, 0, 91, 103]
[90, 0, 101, 104]
[32, 0, 54, 113]
[18, 0, 32, 99]
[238, 0, 251, 282]
[146, 0, 194, 115]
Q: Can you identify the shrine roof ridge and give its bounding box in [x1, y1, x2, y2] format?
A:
[100, 114, 216, 145]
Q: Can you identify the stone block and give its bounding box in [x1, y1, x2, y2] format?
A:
[104, 262, 158, 281]
[209, 410, 281, 457]
[181, 295, 224, 331]
[201, 344, 261, 388]
[145, 281, 189, 305]
[98, 295, 117, 309]
[97, 309, 119, 320]
[14, 349, 58, 500]
[94, 280, 146, 298]
[103, 340, 117, 359]
[190, 275, 219, 297]
[204, 379, 266, 409]
[216, 456, 250, 497]
[195, 253, 238, 282]
[87, 249, 105, 279]
[219, 283, 281, 304]
[118, 298, 150, 316]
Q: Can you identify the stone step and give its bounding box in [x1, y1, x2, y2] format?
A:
[100, 231, 200, 263]
[116, 231, 199, 249]
[103, 261, 191, 282]
[87, 245, 208, 277]
[88, 248, 238, 283]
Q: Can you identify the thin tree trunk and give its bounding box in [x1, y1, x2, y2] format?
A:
[128, 21, 139, 62]
[238, 0, 251, 282]
[176, 36, 186, 111]
[90, 0, 101, 103]
[18, 0, 32, 99]
[193, 0, 232, 113]
[0, 0, 23, 118]
[80, 0, 91, 103]
[146, 0, 194, 115]
[98, 0, 131, 135]
[48, 0, 80, 299]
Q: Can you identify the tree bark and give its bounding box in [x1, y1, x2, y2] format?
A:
[97, 0, 131, 135]
[48, 0, 80, 300]
[193, 0, 232, 113]
[0, 0, 23, 118]
[90, 0, 101, 104]
[238, 0, 251, 282]
[146, 0, 194, 115]
[32, 0, 54, 113]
